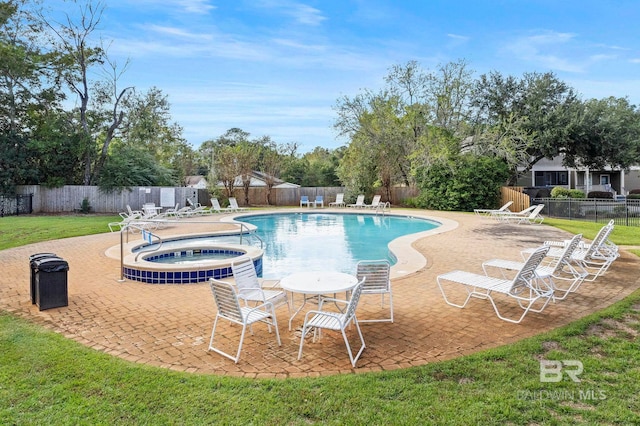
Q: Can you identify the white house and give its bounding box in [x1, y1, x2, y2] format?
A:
[184, 175, 208, 189]
[517, 155, 640, 197]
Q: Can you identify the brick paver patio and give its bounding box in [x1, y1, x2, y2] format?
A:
[1, 209, 638, 378]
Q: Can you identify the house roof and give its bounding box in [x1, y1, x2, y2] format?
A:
[184, 175, 207, 186]
[217, 171, 299, 188]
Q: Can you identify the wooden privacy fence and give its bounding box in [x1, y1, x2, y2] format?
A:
[500, 186, 530, 212]
[16, 185, 421, 214]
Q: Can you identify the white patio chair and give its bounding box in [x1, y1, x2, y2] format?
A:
[356, 259, 393, 323]
[483, 234, 587, 301]
[541, 220, 619, 259]
[329, 193, 345, 208]
[208, 278, 281, 363]
[313, 195, 324, 208]
[231, 257, 290, 317]
[490, 204, 536, 221]
[522, 220, 618, 282]
[437, 246, 553, 324]
[300, 195, 311, 208]
[108, 211, 138, 232]
[297, 278, 366, 367]
[211, 198, 233, 213]
[161, 203, 180, 218]
[228, 197, 248, 212]
[347, 194, 365, 208]
[496, 204, 545, 225]
[474, 201, 513, 217]
[364, 195, 382, 209]
[186, 198, 208, 215]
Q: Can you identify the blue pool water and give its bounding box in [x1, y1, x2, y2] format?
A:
[240, 212, 439, 279]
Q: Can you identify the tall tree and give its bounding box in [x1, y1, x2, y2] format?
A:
[470, 71, 580, 183]
[257, 138, 297, 205]
[41, 0, 132, 185]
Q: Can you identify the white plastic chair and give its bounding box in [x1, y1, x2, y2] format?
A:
[356, 260, 393, 323]
[347, 195, 365, 208]
[211, 198, 233, 213]
[231, 257, 290, 317]
[297, 278, 366, 367]
[329, 193, 345, 208]
[521, 220, 618, 282]
[437, 246, 553, 324]
[364, 195, 382, 209]
[483, 234, 587, 301]
[228, 197, 248, 212]
[208, 279, 281, 363]
[474, 201, 513, 217]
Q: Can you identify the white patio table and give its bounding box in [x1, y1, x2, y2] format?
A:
[280, 271, 358, 331]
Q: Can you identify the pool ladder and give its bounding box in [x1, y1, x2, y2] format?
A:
[119, 224, 164, 282]
[239, 223, 263, 248]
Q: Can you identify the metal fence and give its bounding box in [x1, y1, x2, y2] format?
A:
[534, 197, 640, 226]
[0, 193, 33, 217]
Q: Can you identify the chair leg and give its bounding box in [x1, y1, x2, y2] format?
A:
[208, 315, 220, 352]
[269, 305, 282, 346]
[342, 318, 366, 367]
[208, 315, 244, 363]
[297, 323, 310, 360]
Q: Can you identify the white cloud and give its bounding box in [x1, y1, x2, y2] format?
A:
[504, 31, 585, 73]
[177, 0, 217, 14]
[254, 0, 327, 26]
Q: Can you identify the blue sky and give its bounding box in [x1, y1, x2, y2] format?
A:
[52, 0, 640, 152]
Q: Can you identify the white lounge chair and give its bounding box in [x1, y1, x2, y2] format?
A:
[347, 194, 365, 208]
[474, 201, 513, 217]
[162, 203, 180, 218]
[356, 260, 393, 323]
[521, 220, 618, 282]
[108, 211, 142, 232]
[364, 195, 382, 209]
[493, 204, 545, 225]
[313, 195, 324, 208]
[211, 198, 233, 213]
[300, 195, 311, 208]
[483, 234, 587, 301]
[231, 257, 289, 318]
[186, 198, 208, 215]
[228, 197, 248, 212]
[542, 220, 618, 259]
[208, 279, 281, 364]
[297, 278, 366, 367]
[329, 193, 345, 208]
[437, 246, 553, 324]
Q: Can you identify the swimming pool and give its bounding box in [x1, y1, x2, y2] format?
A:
[239, 212, 439, 279]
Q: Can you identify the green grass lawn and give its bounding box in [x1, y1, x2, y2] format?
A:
[1, 214, 639, 424]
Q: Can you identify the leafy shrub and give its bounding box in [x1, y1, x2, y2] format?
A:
[403, 197, 421, 208]
[79, 198, 92, 214]
[550, 187, 571, 198]
[587, 191, 614, 199]
[627, 194, 640, 199]
[414, 154, 510, 211]
[569, 189, 586, 198]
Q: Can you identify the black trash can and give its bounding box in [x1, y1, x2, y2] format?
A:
[33, 257, 69, 311]
[29, 253, 58, 305]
